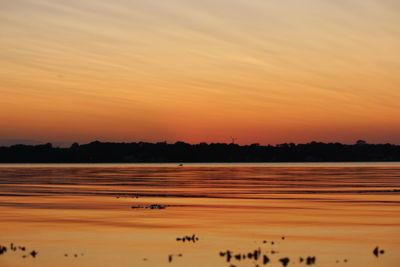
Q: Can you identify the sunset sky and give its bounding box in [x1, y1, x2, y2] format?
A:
[1, 0, 399, 145]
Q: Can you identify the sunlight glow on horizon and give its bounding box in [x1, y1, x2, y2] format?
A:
[1, 0, 400, 145]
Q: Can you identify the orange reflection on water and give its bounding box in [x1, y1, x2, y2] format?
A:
[0, 164, 400, 267]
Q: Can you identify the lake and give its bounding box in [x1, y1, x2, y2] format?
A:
[0, 163, 399, 267]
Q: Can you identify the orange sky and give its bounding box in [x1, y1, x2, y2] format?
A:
[1, 0, 400, 145]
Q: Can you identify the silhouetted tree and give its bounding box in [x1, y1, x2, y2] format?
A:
[356, 140, 367, 146]
[70, 142, 79, 149]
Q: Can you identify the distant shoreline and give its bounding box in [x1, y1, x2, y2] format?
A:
[1, 140, 400, 163]
[1, 162, 400, 168]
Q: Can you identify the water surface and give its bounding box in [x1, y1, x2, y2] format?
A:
[1, 163, 399, 267]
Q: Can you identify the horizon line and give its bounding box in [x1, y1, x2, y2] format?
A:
[1, 139, 399, 148]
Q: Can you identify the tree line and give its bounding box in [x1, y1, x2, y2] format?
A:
[0, 140, 399, 163]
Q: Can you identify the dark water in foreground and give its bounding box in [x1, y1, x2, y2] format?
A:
[0, 163, 399, 267]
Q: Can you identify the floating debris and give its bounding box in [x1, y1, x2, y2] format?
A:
[373, 246, 385, 257]
[63, 252, 84, 258]
[0, 245, 7, 255]
[373, 247, 378, 257]
[148, 204, 167, 209]
[116, 194, 140, 199]
[306, 256, 316, 265]
[131, 204, 169, 209]
[168, 253, 182, 263]
[219, 248, 270, 264]
[279, 257, 290, 267]
[219, 243, 317, 267]
[176, 234, 199, 243]
[263, 255, 270, 264]
[30, 250, 38, 258]
[219, 250, 232, 262]
[1, 243, 35, 258]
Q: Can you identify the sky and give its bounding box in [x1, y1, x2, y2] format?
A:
[1, 0, 399, 145]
